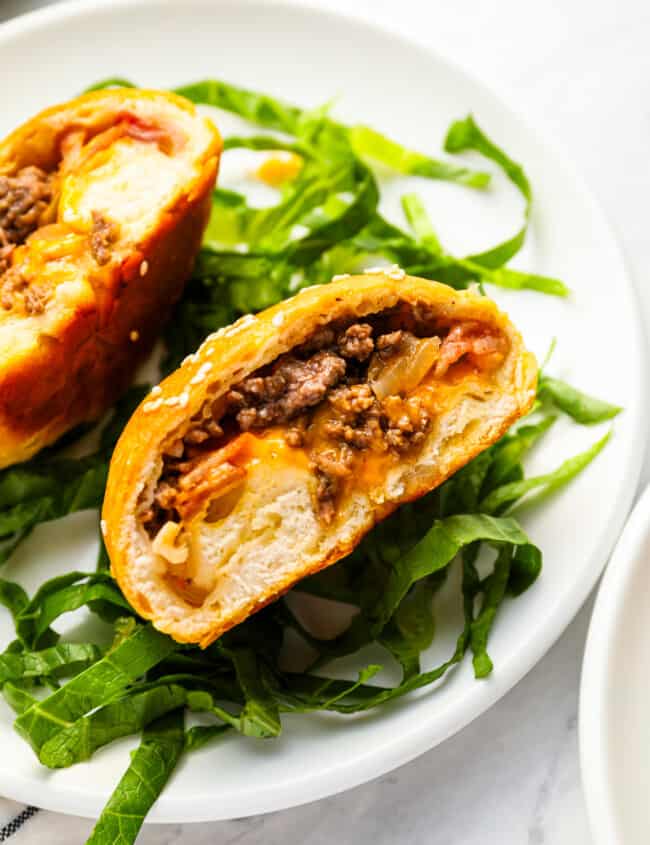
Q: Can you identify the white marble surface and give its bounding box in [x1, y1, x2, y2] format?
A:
[1, 0, 649, 842]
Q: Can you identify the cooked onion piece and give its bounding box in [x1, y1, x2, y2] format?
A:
[368, 334, 441, 399]
[104, 273, 537, 646]
[0, 88, 222, 467]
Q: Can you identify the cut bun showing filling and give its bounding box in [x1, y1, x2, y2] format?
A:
[0, 88, 221, 467]
[104, 273, 537, 646]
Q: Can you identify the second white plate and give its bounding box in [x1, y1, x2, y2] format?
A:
[581, 483, 650, 845]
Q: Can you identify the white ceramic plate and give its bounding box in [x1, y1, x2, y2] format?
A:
[0, 0, 645, 824]
[580, 483, 650, 844]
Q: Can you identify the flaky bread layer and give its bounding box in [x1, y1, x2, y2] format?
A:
[0, 89, 222, 467]
[104, 273, 537, 646]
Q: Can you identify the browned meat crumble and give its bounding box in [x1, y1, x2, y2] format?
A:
[0, 266, 50, 314]
[226, 350, 346, 430]
[0, 166, 52, 247]
[0, 167, 56, 315]
[22, 284, 49, 315]
[0, 244, 14, 277]
[90, 210, 119, 265]
[0, 267, 22, 310]
[337, 323, 374, 360]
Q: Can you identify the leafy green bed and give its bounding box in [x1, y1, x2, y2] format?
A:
[0, 78, 620, 844]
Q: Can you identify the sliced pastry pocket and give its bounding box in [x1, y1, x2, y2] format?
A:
[0, 88, 222, 467]
[103, 272, 537, 646]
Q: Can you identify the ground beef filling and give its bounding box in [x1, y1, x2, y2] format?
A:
[0, 244, 13, 278]
[0, 166, 52, 249]
[142, 316, 507, 533]
[221, 322, 434, 521]
[227, 350, 346, 431]
[90, 210, 120, 266]
[0, 166, 56, 315]
[0, 264, 51, 314]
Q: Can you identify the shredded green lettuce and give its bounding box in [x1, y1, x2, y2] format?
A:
[397, 191, 569, 297]
[365, 514, 534, 634]
[445, 115, 530, 268]
[0, 643, 101, 687]
[85, 710, 185, 845]
[348, 124, 491, 189]
[0, 386, 147, 565]
[14, 625, 175, 753]
[468, 546, 513, 678]
[482, 431, 611, 514]
[175, 79, 304, 135]
[39, 683, 188, 768]
[538, 376, 622, 424]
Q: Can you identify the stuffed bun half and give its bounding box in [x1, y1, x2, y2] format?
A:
[104, 272, 537, 646]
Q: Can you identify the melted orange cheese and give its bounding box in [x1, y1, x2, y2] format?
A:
[239, 428, 312, 471]
[416, 363, 494, 415]
[355, 450, 397, 491]
[254, 152, 303, 187]
[175, 430, 311, 525]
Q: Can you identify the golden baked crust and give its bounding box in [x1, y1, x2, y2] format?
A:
[0, 89, 222, 467]
[104, 273, 537, 646]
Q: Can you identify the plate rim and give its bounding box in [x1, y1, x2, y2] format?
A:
[579, 482, 650, 845]
[0, 0, 648, 823]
